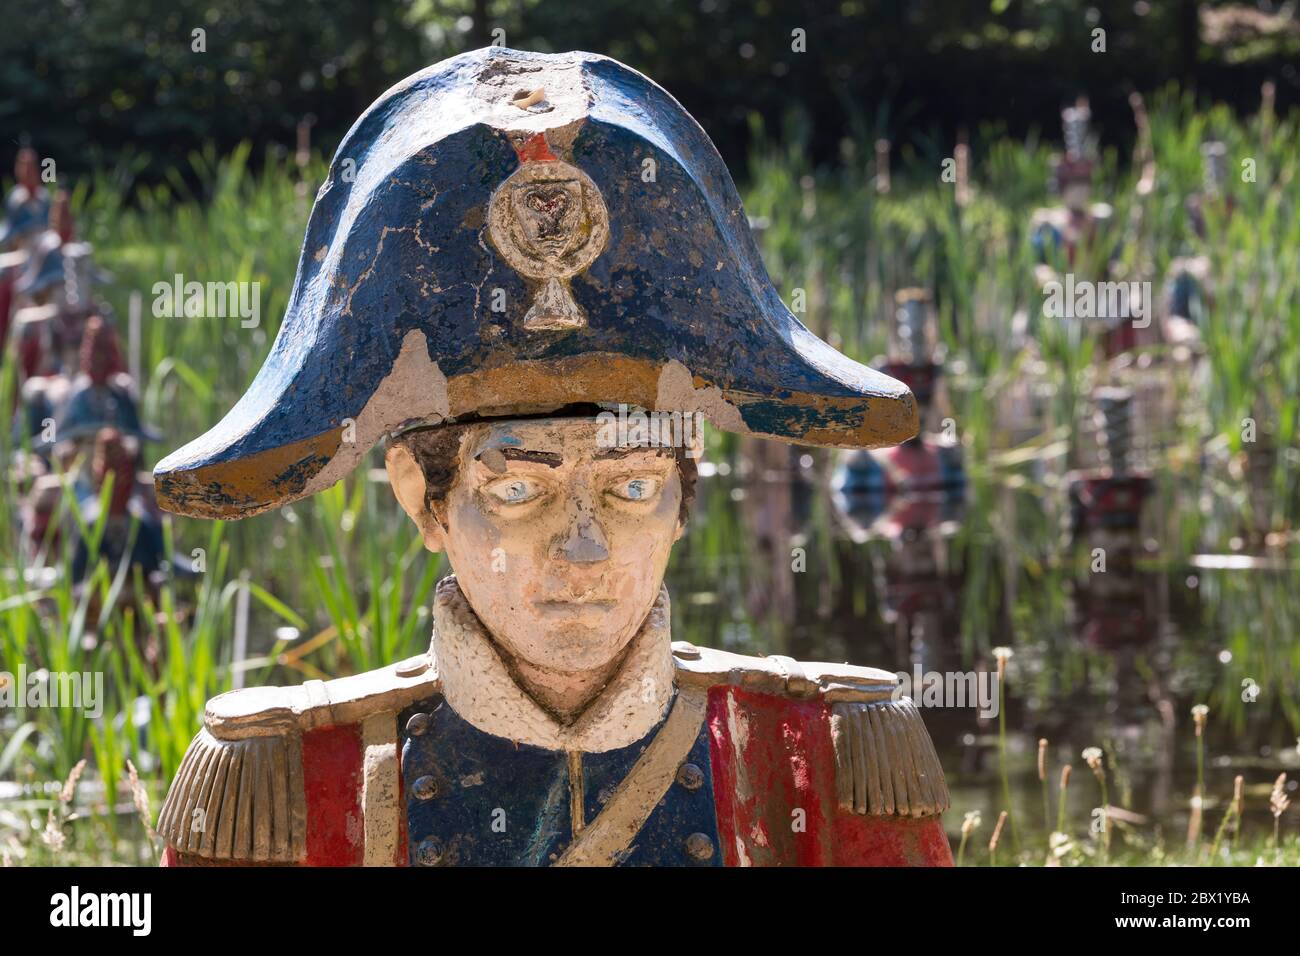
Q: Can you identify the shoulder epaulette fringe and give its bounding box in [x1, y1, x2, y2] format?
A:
[157, 653, 441, 861]
[829, 698, 949, 818]
[156, 728, 306, 862]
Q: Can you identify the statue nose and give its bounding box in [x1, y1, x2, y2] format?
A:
[552, 509, 610, 564]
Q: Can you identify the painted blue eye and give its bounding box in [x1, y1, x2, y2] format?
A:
[488, 478, 542, 504]
[612, 477, 660, 501]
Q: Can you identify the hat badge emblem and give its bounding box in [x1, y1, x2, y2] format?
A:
[488, 142, 609, 330]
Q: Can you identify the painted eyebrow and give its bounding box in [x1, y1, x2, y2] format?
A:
[593, 446, 674, 461]
[475, 447, 564, 468]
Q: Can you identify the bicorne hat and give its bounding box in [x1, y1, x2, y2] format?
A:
[154, 48, 917, 519]
[0, 188, 49, 246]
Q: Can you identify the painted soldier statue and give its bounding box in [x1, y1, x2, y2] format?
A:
[154, 49, 951, 867]
[832, 289, 966, 669]
[1162, 141, 1230, 349]
[833, 288, 964, 538]
[51, 314, 157, 452]
[1, 148, 51, 352]
[1030, 100, 1113, 276]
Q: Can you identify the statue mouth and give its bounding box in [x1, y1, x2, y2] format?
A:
[534, 598, 617, 615]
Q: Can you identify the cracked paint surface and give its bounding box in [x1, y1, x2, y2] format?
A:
[154, 47, 916, 519]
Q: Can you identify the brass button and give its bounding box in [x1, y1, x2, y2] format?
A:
[675, 762, 704, 791]
[414, 837, 444, 866]
[406, 712, 431, 736]
[411, 775, 439, 800]
[684, 832, 714, 861]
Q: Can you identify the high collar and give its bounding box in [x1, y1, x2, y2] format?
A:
[429, 577, 675, 753]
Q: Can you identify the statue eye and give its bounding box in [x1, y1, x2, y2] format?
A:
[608, 477, 660, 502]
[485, 477, 544, 505]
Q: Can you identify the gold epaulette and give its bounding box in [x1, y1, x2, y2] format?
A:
[156, 652, 440, 862]
[828, 698, 949, 818]
[671, 642, 948, 818]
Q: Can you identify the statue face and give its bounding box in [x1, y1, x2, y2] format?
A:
[1063, 181, 1090, 213]
[389, 417, 684, 675]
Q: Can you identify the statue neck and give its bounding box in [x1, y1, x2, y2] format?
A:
[507, 648, 632, 726]
[429, 577, 676, 752]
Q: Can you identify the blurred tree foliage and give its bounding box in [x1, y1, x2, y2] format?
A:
[1, 0, 1296, 181]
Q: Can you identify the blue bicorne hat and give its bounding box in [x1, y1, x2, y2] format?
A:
[14, 232, 64, 296]
[0, 189, 50, 247]
[154, 48, 917, 519]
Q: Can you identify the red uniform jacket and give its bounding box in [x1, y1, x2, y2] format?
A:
[158, 640, 952, 867]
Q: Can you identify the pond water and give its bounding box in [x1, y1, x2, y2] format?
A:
[666, 445, 1300, 849]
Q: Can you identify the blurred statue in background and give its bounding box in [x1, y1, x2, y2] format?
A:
[833, 287, 967, 673]
[1162, 141, 1231, 350]
[0, 147, 51, 355]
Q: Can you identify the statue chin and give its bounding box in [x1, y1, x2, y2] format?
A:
[459, 579, 661, 677]
[522, 621, 639, 674]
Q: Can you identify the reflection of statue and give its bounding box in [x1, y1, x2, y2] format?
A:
[153, 49, 950, 867]
[832, 289, 966, 669]
[1066, 388, 1155, 650]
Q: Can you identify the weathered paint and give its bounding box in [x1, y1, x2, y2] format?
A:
[399, 691, 720, 866]
[707, 686, 953, 866]
[422, 571, 678, 753]
[159, 723, 365, 867]
[302, 724, 365, 866]
[390, 424, 682, 735]
[154, 47, 917, 520]
[161, 657, 952, 867]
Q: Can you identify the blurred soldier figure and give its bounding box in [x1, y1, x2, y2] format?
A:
[1031, 100, 1113, 276]
[834, 288, 965, 538]
[2, 148, 52, 385]
[832, 289, 966, 696]
[1162, 141, 1232, 349]
[71, 427, 168, 586]
[21, 472, 65, 563]
[48, 314, 158, 463]
[9, 191, 112, 387]
[1030, 100, 1155, 361]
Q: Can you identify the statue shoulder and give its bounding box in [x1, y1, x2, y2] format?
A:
[672, 642, 948, 818]
[200, 650, 439, 738]
[158, 652, 440, 862]
[671, 641, 898, 703]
